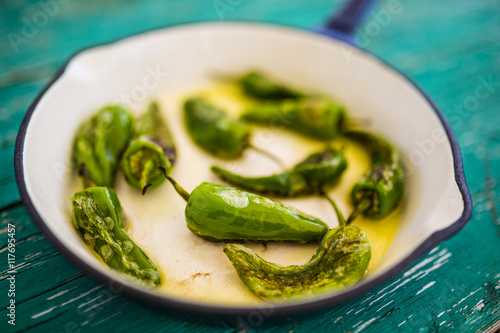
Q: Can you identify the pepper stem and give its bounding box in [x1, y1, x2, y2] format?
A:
[140, 160, 156, 195]
[346, 199, 371, 225]
[248, 144, 286, 169]
[321, 191, 346, 227]
[159, 167, 190, 202]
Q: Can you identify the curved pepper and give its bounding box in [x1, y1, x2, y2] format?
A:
[184, 97, 251, 158]
[239, 71, 303, 100]
[72, 187, 161, 287]
[121, 102, 176, 194]
[223, 225, 371, 301]
[73, 105, 134, 187]
[160, 168, 328, 242]
[347, 131, 404, 221]
[241, 96, 346, 140]
[211, 147, 347, 197]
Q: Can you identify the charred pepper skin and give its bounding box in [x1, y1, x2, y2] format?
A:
[242, 96, 346, 140]
[121, 102, 176, 194]
[239, 71, 303, 100]
[211, 148, 347, 197]
[160, 169, 328, 243]
[348, 131, 404, 220]
[184, 97, 251, 158]
[71, 187, 161, 287]
[73, 105, 134, 187]
[224, 225, 371, 301]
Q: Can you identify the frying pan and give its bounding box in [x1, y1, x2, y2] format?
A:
[14, 0, 472, 320]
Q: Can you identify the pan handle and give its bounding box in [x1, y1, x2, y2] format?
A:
[316, 0, 379, 43]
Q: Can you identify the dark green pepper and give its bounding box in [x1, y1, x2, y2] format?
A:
[184, 97, 251, 158]
[241, 96, 346, 140]
[160, 168, 328, 242]
[211, 147, 347, 197]
[347, 131, 404, 222]
[121, 102, 176, 194]
[239, 71, 304, 100]
[72, 186, 161, 287]
[224, 225, 371, 300]
[73, 105, 134, 187]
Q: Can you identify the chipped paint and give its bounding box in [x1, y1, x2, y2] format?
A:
[353, 317, 378, 333]
[31, 306, 57, 319]
[416, 281, 435, 295]
[376, 300, 394, 312]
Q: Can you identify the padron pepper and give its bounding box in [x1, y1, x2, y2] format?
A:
[223, 199, 371, 300]
[160, 167, 328, 242]
[73, 105, 134, 187]
[241, 96, 347, 140]
[72, 186, 161, 287]
[239, 71, 304, 100]
[211, 147, 347, 197]
[184, 97, 282, 164]
[121, 101, 176, 194]
[347, 131, 404, 222]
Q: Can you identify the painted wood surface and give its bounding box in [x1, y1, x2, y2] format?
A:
[1, 0, 499, 331]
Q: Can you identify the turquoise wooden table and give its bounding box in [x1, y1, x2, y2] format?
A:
[1, 0, 499, 331]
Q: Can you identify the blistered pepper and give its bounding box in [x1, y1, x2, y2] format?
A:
[347, 131, 404, 222]
[239, 71, 303, 100]
[160, 168, 328, 242]
[224, 225, 371, 300]
[73, 105, 134, 187]
[211, 147, 347, 197]
[241, 96, 346, 140]
[224, 191, 370, 301]
[72, 187, 161, 287]
[121, 102, 176, 194]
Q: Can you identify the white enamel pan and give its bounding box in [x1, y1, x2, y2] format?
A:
[15, 0, 472, 319]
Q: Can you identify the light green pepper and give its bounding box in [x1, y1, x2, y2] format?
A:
[72, 186, 161, 287]
[224, 192, 371, 301]
[161, 168, 328, 242]
[224, 225, 371, 301]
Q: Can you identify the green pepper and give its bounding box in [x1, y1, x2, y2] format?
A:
[121, 102, 176, 194]
[184, 97, 283, 165]
[239, 71, 303, 100]
[224, 192, 370, 301]
[347, 131, 404, 222]
[160, 168, 328, 242]
[223, 225, 371, 301]
[241, 96, 346, 140]
[184, 97, 251, 158]
[72, 186, 161, 287]
[211, 147, 347, 197]
[73, 105, 134, 187]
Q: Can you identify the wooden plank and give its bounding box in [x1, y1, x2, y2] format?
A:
[0, 0, 499, 331]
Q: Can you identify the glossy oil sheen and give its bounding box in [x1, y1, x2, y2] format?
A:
[185, 182, 328, 242]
